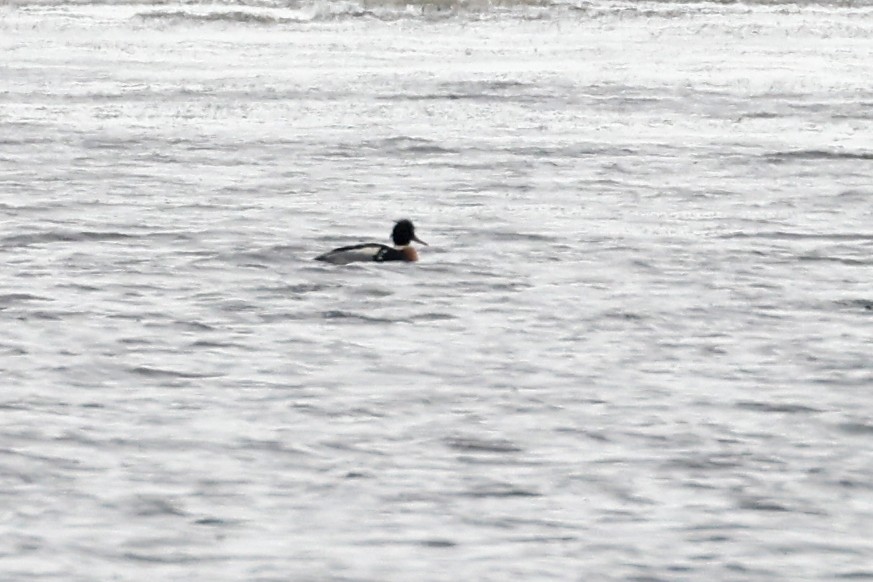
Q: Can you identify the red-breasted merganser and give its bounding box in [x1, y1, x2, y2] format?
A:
[315, 219, 428, 265]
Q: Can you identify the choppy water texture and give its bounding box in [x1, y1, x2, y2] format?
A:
[2, 0, 873, 579]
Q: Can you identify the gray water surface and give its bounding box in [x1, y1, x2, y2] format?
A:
[2, 1, 873, 579]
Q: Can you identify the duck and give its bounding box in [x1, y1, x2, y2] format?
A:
[315, 219, 428, 265]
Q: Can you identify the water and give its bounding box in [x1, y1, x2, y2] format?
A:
[2, 0, 873, 579]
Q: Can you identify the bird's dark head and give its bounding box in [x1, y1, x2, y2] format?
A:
[391, 219, 427, 247]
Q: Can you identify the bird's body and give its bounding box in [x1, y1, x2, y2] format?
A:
[315, 220, 426, 265]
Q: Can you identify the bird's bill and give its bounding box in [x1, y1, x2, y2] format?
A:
[413, 235, 428, 246]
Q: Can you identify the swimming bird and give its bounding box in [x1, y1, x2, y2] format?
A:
[315, 219, 428, 265]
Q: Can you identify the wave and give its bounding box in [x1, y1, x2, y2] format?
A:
[7, 0, 873, 20]
[4, 0, 550, 6]
[321, 135, 460, 159]
[129, 1, 561, 24]
[719, 231, 873, 241]
[765, 149, 873, 163]
[1, 230, 137, 248]
[6, 0, 561, 14]
[835, 298, 873, 312]
[134, 9, 300, 25]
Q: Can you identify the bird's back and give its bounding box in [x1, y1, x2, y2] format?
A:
[315, 243, 406, 265]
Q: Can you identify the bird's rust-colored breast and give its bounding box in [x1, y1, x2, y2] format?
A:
[402, 246, 419, 262]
